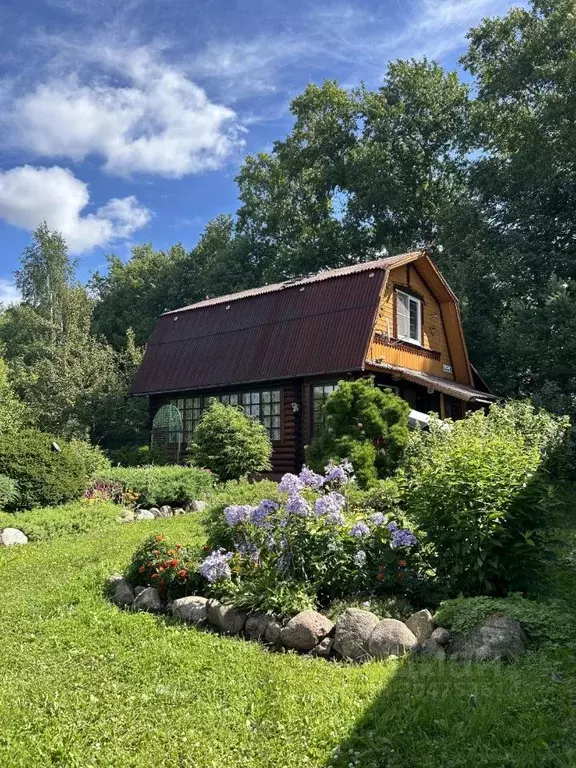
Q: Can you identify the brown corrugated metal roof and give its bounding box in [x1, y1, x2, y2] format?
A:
[365, 361, 497, 402]
[131, 264, 394, 395]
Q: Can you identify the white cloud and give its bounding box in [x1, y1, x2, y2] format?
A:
[0, 165, 151, 253]
[0, 279, 20, 306]
[9, 47, 242, 178]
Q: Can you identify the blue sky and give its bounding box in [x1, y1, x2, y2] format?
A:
[0, 0, 521, 303]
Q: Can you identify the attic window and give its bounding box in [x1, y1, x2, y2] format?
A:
[396, 290, 422, 345]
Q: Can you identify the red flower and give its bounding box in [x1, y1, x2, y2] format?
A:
[177, 569, 188, 579]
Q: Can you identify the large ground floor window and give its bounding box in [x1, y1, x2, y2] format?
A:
[168, 389, 282, 443]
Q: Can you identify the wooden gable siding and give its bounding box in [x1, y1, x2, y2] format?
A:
[367, 263, 455, 380]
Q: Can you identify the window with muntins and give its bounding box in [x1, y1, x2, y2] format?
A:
[169, 389, 281, 443]
[312, 383, 338, 435]
[396, 290, 422, 345]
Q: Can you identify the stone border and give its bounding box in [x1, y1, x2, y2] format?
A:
[108, 575, 452, 662]
[120, 500, 207, 523]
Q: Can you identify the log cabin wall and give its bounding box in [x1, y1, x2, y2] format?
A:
[367, 263, 455, 380]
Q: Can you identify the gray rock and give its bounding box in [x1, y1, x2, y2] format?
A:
[280, 611, 334, 652]
[158, 505, 173, 518]
[133, 586, 162, 613]
[149, 507, 162, 518]
[173, 508, 186, 516]
[311, 636, 334, 657]
[405, 609, 434, 643]
[264, 620, 283, 645]
[109, 576, 135, 606]
[135, 509, 155, 521]
[449, 614, 527, 662]
[0, 528, 28, 546]
[172, 596, 209, 624]
[134, 586, 146, 597]
[368, 619, 418, 659]
[420, 638, 446, 660]
[333, 608, 379, 661]
[207, 600, 247, 634]
[431, 627, 451, 646]
[119, 509, 135, 523]
[245, 613, 271, 641]
[191, 500, 207, 512]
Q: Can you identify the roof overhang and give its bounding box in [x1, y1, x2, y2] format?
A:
[365, 360, 497, 403]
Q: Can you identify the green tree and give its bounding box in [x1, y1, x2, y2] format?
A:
[306, 378, 410, 487]
[0, 357, 27, 436]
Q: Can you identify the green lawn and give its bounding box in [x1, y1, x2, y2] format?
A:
[1, 504, 576, 767]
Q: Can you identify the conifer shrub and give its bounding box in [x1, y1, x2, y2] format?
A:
[189, 400, 272, 481]
[305, 378, 410, 487]
[0, 429, 86, 509]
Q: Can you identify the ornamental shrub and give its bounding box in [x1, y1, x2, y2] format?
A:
[68, 439, 111, 477]
[92, 465, 214, 507]
[106, 444, 171, 467]
[0, 429, 86, 509]
[126, 534, 202, 600]
[0, 474, 18, 510]
[189, 400, 272, 481]
[305, 378, 410, 487]
[401, 402, 569, 597]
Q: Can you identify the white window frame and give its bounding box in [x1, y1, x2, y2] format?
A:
[396, 290, 422, 345]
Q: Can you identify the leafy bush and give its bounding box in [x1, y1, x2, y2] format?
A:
[189, 400, 272, 481]
[401, 402, 568, 597]
[435, 594, 575, 650]
[126, 534, 203, 600]
[92, 465, 214, 507]
[306, 378, 410, 487]
[0, 429, 86, 509]
[0, 500, 120, 542]
[0, 475, 18, 510]
[107, 444, 171, 467]
[68, 439, 111, 476]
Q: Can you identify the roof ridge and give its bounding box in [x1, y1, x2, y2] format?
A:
[163, 250, 423, 315]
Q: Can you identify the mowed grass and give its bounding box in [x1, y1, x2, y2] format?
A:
[0, 508, 576, 767]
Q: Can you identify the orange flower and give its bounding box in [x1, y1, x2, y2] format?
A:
[167, 549, 175, 556]
[151, 573, 159, 579]
[155, 535, 165, 541]
[158, 566, 165, 572]
[175, 544, 183, 550]
[177, 569, 188, 579]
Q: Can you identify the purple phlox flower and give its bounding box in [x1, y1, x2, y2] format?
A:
[198, 549, 233, 583]
[350, 521, 370, 537]
[298, 465, 325, 489]
[387, 521, 399, 533]
[324, 459, 355, 485]
[325, 510, 346, 527]
[370, 512, 386, 526]
[250, 499, 278, 527]
[278, 473, 304, 494]
[354, 549, 367, 567]
[286, 493, 312, 517]
[391, 528, 418, 549]
[224, 504, 254, 527]
[315, 491, 346, 517]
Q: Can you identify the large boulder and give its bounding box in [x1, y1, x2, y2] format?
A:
[333, 608, 379, 660]
[207, 600, 247, 634]
[431, 627, 451, 646]
[368, 619, 418, 659]
[191, 500, 207, 513]
[449, 614, 528, 662]
[158, 505, 173, 518]
[280, 611, 334, 652]
[0, 528, 28, 546]
[109, 575, 135, 606]
[245, 613, 271, 641]
[405, 609, 434, 643]
[135, 509, 155, 521]
[264, 620, 283, 646]
[133, 587, 162, 613]
[172, 596, 209, 625]
[149, 507, 162, 518]
[419, 638, 446, 660]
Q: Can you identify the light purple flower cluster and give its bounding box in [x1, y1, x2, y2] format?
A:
[370, 512, 386, 526]
[198, 549, 233, 583]
[326, 510, 346, 526]
[350, 521, 370, 537]
[390, 528, 418, 549]
[354, 549, 367, 567]
[387, 521, 399, 533]
[286, 494, 312, 517]
[315, 491, 346, 517]
[324, 459, 355, 485]
[278, 473, 304, 494]
[224, 504, 254, 526]
[250, 499, 278, 527]
[299, 465, 325, 489]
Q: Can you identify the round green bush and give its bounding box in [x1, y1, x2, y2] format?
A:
[0, 429, 87, 509]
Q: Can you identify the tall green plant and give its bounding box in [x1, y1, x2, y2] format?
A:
[306, 378, 410, 487]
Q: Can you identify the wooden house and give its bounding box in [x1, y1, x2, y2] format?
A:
[131, 250, 495, 474]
